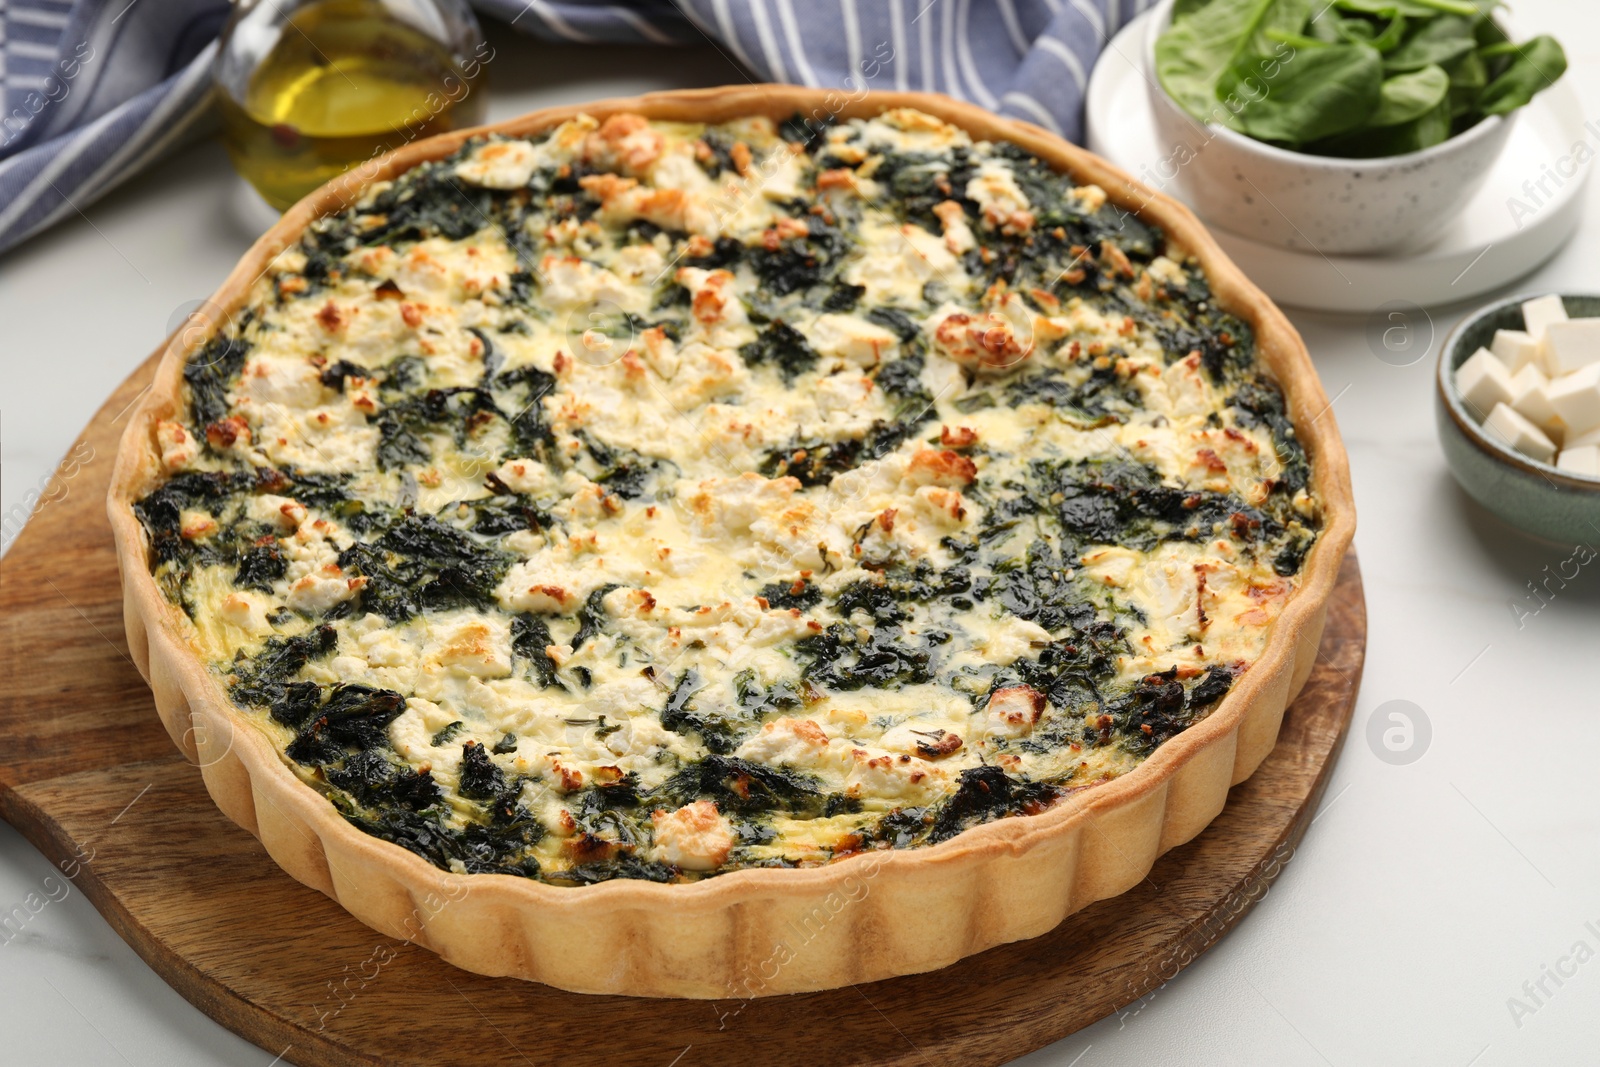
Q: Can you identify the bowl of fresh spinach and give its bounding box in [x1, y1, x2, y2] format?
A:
[1146, 0, 1566, 254]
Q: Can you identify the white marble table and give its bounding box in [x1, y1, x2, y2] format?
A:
[3, 7, 1598, 1064]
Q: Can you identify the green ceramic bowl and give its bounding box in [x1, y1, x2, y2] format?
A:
[1436, 293, 1600, 544]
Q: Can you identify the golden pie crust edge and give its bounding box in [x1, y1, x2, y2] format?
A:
[107, 85, 1356, 998]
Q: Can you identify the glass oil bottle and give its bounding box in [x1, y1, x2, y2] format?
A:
[215, 0, 489, 210]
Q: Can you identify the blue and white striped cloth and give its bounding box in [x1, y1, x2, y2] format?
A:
[0, 0, 1154, 257]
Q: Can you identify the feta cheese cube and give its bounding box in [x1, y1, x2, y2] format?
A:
[1491, 329, 1541, 372]
[1545, 362, 1600, 435]
[1557, 444, 1600, 476]
[1508, 363, 1547, 403]
[1483, 401, 1557, 462]
[1541, 319, 1600, 376]
[1522, 294, 1568, 341]
[1564, 423, 1600, 450]
[1510, 371, 1563, 440]
[1454, 348, 1514, 417]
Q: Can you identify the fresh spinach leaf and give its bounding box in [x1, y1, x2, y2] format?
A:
[1367, 13, 1409, 52]
[1333, 17, 1375, 42]
[1447, 47, 1487, 89]
[1335, 0, 1479, 16]
[1383, 15, 1477, 72]
[1369, 63, 1450, 126]
[1477, 35, 1567, 116]
[1232, 43, 1384, 145]
[1306, 10, 1343, 42]
[1312, 95, 1450, 156]
[1440, 42, 1489, 117]
[1156, 0, 1318, 124]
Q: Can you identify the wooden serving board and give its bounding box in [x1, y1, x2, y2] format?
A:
[0, 354, 1366, 1067]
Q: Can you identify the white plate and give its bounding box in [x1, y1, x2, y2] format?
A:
[1084, 10, 1590, 313]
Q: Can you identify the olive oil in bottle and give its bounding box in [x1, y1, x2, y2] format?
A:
[217, 0, 487, 210]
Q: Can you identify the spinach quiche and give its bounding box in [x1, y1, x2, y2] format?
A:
[111, 87, 1353, 997]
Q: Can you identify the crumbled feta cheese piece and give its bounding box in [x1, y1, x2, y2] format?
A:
[218, 592, 273, 635]
[179, 509, 218, 541]
[966, 161, 1033, 234]
[155, 420, 196, 471]
[986, 685, 1046, 739]
[423, 616, 513, 679]
[454, 140, 539, 189]
[808, 313, 899, 367]
[650, 800, 735, 871]
[287, 568, 363, 614]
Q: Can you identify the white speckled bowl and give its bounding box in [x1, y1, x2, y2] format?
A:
[1144, 0, 1517, 255]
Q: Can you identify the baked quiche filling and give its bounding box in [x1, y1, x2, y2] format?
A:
[136, 108, 1321, 884]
